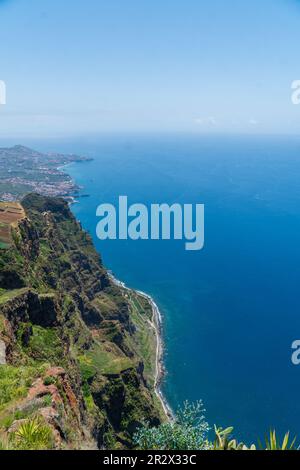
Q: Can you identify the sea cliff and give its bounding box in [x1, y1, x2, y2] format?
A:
[0, 193, 164, 450]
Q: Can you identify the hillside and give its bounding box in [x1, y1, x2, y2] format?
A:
[0, 145, 92, 203]
[0, 202, 25, 249]
[0, 193, 163, 450]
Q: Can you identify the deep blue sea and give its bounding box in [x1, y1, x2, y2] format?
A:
[30, 134, 300, 444]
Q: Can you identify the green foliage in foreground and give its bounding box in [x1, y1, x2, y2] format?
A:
[213, 426, 256, 450]
[0, 417, 54, 450]
[134, 401, 298, 451]
[134, 401, 210, 450]
[0, 364, 47, 410]
[262, 430, 297, 451]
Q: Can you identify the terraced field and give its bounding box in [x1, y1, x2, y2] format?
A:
[0, 202, 25, 248]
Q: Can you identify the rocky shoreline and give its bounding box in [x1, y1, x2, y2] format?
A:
[108, 273, 173, 421]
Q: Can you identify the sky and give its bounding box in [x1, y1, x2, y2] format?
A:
[0, 0, 300, 137]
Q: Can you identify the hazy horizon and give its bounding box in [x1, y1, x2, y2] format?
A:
[1, 0, 300, 138]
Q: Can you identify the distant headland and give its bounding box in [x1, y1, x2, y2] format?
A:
[0, 145, 93, 203]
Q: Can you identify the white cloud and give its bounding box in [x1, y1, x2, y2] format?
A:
[249, 118, 259, 126]
[194, 116, 217, 126]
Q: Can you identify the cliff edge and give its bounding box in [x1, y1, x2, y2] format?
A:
[0, 193, 163, 450]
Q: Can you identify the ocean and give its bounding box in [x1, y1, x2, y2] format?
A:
[36, 134, 300, 444]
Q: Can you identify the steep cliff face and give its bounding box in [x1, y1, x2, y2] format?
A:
[0, 194, 162, 450]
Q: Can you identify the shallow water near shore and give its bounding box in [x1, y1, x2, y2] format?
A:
[32, 134, 300, 444]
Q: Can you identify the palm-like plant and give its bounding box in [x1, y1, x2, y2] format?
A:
[214, 426, 297, 451]
[0, 438, 10, 450]
[263, 430, 297, 451]
[213, 426, 256, 450]
[12, 417, 53, 450]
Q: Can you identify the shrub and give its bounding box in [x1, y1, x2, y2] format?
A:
[134, 401, 210, 450]
[43, 376, 56, 386]
[10, 417, 54, 450]
[134, 401, 298, 451]
[0, 364, 47, 410]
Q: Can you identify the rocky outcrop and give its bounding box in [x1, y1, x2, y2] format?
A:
[1, 291, 58, 331]
[0, 339, 6, 364]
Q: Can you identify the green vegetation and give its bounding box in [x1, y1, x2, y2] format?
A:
[0, 364, 47, 411]
[212, 426, 256, 450]
[0, 417, 54, 450]
[125, 291, 156, 386]
[262, 430, 297, 451]
[12, 417, 53, 450]
[0, 242, 9, 249]
[0, 288, 28, 305]
[134, 401, 298, 451]
[43, 376, 56, 386]
[23, 325, 64, 364]
[134, 401, 210, 450]
[78, 342, 133, 376]
[0, 394, 53, 432]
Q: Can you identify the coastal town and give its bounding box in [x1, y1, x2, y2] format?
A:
[0, 145, 92, 202]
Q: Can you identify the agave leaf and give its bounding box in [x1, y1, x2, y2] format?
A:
[282, 432, 290, 450]
[290, 435, 297, 450]
[221, 427, 234, 436]
[228, 439, 237, 449]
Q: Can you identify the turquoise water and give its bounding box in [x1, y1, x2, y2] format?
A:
[38, 135, 300, 444]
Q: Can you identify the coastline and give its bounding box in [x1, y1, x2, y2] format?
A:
[108, 272, 173, 421]
[62, 159, 173, 421]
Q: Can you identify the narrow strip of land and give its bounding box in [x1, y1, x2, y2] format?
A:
[108, 273, 173, 420]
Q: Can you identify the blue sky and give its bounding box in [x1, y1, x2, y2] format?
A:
[0, 0, 300, 137]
